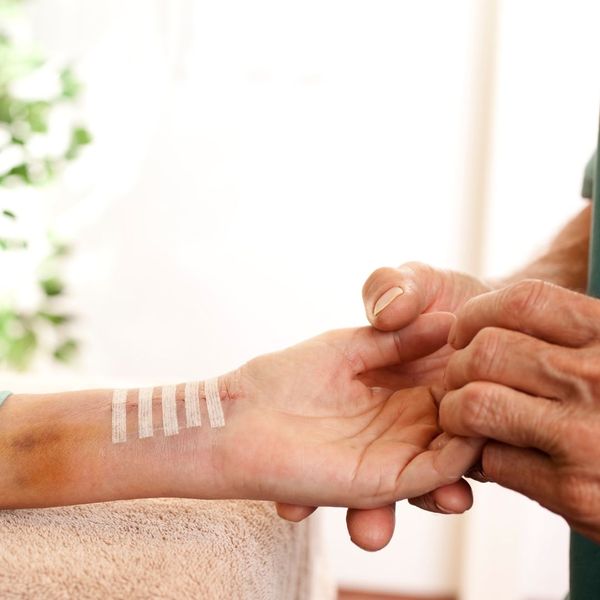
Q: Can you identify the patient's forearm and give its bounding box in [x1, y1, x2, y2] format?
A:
[0, 377, 240, 509]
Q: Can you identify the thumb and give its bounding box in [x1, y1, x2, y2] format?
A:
[362, 262, 446, 331]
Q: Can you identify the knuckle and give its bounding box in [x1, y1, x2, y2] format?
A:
[398, 261, 432, 278]
[571, 350, 600, 402]
[543, 348, 598, 403]
[469, 328, 503, 378]
[501, 279, 548, 318]
[457, 382, 494, 431]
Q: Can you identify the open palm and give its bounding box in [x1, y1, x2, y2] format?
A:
[222, 314, 481, 508]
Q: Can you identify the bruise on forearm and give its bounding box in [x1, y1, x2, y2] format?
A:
[3, 424, 74, 506]
[0, 393, 106, 509]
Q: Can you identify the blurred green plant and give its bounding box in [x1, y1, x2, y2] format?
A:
[0, 0, 92, 370]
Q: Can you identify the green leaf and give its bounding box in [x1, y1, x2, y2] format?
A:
[53, 338, 78, 363]
[0, 236, 27, 250]
[73, 126, 92, 145]
[65, 126, 92, 160]
[48, 235, 71, 257]
[25, 101, 50, 133]
[2, 209, 16, 219]
[37, 311, 71, 325]
[39, 277, 64, 296]
[60, 67, 81, 99]
[6, 163, 30, 183]
[4, 328, 37, 371]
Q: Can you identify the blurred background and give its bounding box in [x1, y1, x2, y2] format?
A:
[1, 1, 599, 598]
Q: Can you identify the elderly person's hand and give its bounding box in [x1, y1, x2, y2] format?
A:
[441, 280, 600, 542]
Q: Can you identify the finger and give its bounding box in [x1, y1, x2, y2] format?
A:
[346, 504, 396, 551]
[340, 312, 455, 375]
[362, 262, 445, 331]
[450, 280, 600, 350]
[444, 327, 576, 399]
[395, 435, 484, 499]
[482, 441, 557, 510]
[439, 382, 562, 454]
[409, 479, 473, 514]
[275, 503, 317, 522]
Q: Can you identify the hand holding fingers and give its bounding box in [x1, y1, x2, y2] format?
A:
[431, 280, 600, 540]
[444, 327, 581, 400]
[439, 382, 563, 454]
[450, 279, 600, 350]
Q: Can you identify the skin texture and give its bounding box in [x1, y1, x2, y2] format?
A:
[0, 314, 482, 511]
[441, 280, 600, 542]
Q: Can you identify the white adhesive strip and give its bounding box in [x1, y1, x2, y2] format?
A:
[161, 385, 179, 436]
[138, 387, 154, 439]
[205, 377, 225, 428]
[112, 389, 127, 444]
[184, 381, 202, 428]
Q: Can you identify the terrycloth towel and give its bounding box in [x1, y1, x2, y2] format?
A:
[0, 499, 336, 600]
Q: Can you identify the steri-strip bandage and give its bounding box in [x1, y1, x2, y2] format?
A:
[111, 379, 225, 444]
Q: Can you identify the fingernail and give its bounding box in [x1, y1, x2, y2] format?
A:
[373, 287, 404, 316]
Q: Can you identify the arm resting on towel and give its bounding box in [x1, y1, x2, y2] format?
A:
[0, 380, 239, 508]
[0, 320, 483, 510]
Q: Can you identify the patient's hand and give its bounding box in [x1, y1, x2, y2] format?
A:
[221, 313, 482, 508]
[0, 312, 480, 517]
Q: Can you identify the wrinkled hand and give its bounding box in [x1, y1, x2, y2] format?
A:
[279, 263, 491, 550]
[441, 280, 600, 542]
[224, 314, 482, 516]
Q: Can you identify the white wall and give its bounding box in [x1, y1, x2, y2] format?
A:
[6, 0, 600, 597]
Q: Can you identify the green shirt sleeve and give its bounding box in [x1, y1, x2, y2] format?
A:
[582, 150, 597, 199]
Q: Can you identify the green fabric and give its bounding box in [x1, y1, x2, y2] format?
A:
[570, 124, 600, 600]
[582, 150, 597, 199]
[0, 390, 10, 407]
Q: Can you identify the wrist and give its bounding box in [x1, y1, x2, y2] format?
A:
[155, 369, 250, 501]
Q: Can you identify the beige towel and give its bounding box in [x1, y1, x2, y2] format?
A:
[0, 499, 336, 600]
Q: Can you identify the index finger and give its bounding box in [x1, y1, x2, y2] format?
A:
[450, 280, 600, 350]
[349, 312, 454, 374]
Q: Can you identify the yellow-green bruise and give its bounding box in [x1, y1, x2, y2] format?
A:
[2, 421, 86, 508]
